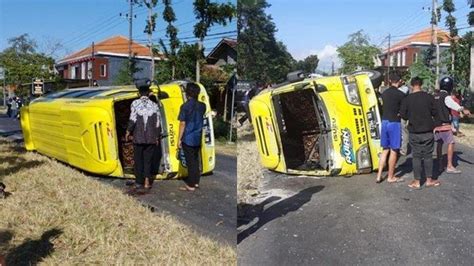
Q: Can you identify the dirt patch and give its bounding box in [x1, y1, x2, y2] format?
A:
[237, 121, 264, 204]
[0, 138, 236, 265]
[456, 123, 474, 148]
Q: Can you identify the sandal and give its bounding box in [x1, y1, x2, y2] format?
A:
[375, 177, 383, 184]
[446, 168, 461, 174]
[179, 186, 195, 192]
[387, 177, 404, 183]
[426, 180, 441, 188]
[408, 181, 421, 190]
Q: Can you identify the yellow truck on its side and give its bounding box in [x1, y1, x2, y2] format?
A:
[249, 72, 382, 176]
[20, 81, 215, 178]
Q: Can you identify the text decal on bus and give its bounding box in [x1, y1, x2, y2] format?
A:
[340, 128, 354, 164]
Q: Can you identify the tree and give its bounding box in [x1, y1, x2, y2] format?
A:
[193, 0, 235, 82]
[337, 30, 380, 73]
[442, 0, 457, 72]
[113, 56, 143, 85]
[451, 32, 472, 94]
[160, 0, 180, 80]
[408, 55, 436, 92]
[175, 43, 200, 80]
[0, 34, 56, 95]
[237, 0, 295, 83]
[293, 54, 319, 74]
[140, 0, 159, 80]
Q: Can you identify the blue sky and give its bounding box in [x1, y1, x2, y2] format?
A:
[0, 0, 237, 59]
[268, 0, 472, 72]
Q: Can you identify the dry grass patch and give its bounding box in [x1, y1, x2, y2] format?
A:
[237, 123, 264, 204]
[215, 141, 237, 157]
[456, 123, 474, 148]
[0, 138, 236, 265]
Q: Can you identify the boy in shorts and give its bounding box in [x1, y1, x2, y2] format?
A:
[376, 73, 405, 183]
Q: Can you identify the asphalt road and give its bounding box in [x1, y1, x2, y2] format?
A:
[101, 154, 237, 246]
[238, 144, 474, 265]
[0, 113, 237, 245]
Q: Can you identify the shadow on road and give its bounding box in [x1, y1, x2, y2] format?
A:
[6, 228, 62, 265]
[237, 185, 324, 244]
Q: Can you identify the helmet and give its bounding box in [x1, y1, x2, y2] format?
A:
[439, 76, 454, 93]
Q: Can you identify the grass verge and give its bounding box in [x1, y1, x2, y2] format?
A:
[0, 138, 236, 265]
[215, 141, 237, 157]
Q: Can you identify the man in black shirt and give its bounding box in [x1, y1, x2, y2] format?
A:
[376, 73, 405, 183]
[400, 77, 439, 189]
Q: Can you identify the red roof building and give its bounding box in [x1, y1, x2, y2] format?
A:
[56, 35, 164, 86]
[379, 27, 452, 68]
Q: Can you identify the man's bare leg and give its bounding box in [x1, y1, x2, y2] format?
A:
[446, 143, 461, 173]
[447, 143, 455, 169]
[376, 149, 389, 183]
[387, 149, 401, 182]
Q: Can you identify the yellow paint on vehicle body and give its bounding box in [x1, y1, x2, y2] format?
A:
[20, 82, 215, 178]
[249, 74, 381, 176]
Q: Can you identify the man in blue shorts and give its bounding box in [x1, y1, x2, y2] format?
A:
[376, 73, 405, 183]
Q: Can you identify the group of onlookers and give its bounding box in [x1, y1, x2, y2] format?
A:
[125, 81, 206, 193]
[6, 96, 23, 119]
[376, 73, 470, 189]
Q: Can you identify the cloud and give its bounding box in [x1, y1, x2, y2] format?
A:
[292, 44, 341, 72]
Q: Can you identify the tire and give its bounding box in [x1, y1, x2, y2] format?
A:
[352, 70, 383, 89]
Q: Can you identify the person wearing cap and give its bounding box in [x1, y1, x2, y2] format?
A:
[433, 77, 471, 174]
[125, 80, 161, 190]
[376, 72, 405, 184]
[177, 83, 206, 192]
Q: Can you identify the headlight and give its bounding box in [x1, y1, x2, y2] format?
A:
[343, 83, 361, 105]
[356, 144, 371, 169]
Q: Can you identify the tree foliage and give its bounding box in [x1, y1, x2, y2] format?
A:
[408, 54, 436, 92]
[113, 56, 143, 85]
[160, 0, 180, 79]
[0, 34, 56, 95]
[442, 0, 457, 71]
[293, 54, 319, 74]
[237, 0, 295, 83]
[336, 30, 380, 73]
[193, 0, 235, 81]
[451, 32, 472, 93]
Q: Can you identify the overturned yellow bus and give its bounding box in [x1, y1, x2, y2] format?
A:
[20, 81, 215, 178]
[249, 72, 383, 176]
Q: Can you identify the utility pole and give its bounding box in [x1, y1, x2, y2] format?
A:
[432, 0, 440, 90]
[89, 42, 95, 87]
[387, 34, 391, 84]
[128, 0, 134, 78]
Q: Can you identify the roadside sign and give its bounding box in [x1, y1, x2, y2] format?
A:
[0, 67, 4, 80]
[32, 78, 44, 95]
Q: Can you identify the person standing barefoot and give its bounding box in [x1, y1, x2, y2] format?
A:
[178, 83, 206, 192]
[376, 73, 405, 183]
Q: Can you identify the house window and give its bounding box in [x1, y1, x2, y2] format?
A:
[100, 64, 107, 77]
[81, 62, 86, 80]
[413, 53, 418, 63]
